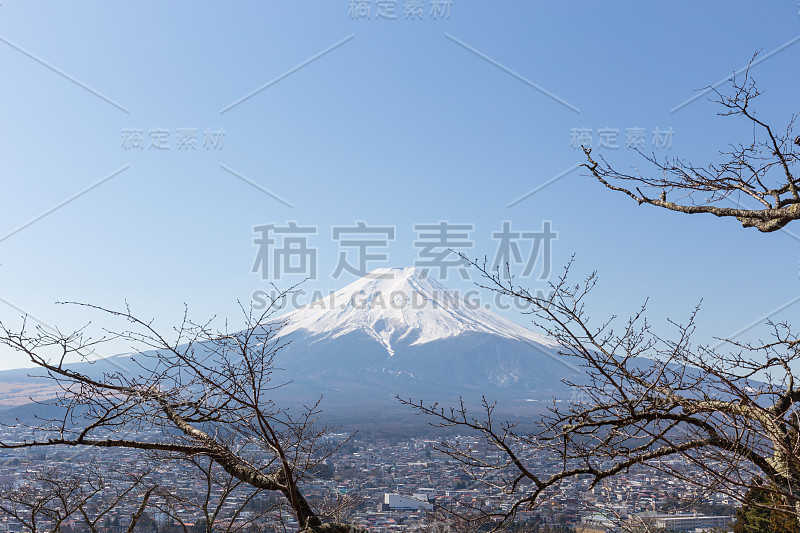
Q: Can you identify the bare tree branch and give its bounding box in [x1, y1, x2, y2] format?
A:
[405, 256, 800, 527]
[583, 54, 799, 232]
[0, 290, 362, 532]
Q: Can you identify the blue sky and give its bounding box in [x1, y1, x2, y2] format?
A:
[0, 1, 798, 370]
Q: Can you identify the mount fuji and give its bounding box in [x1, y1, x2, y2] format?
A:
[265, 267, 580, 406]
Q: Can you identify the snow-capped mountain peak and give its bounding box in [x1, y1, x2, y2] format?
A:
[276, 267, 555, 356]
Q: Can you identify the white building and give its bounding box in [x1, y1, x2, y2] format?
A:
[652, 513, 733, 531]
[383, 493, 433, 511]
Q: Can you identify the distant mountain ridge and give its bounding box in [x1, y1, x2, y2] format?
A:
[0, 268, 580, 417]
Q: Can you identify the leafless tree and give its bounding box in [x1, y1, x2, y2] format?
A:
[75, 464, 158, 533]
[404, 256, 800, 528]
[0, 462, 157, 533]
[150, 455, 281, 533]
[410, 508, 497, 533]
[0, 468, 89, 533]
[0, 292, 364, 533]
[311, 489, 368, 527]
[583, 54, 799, 232]
[402, 56, 800, 529]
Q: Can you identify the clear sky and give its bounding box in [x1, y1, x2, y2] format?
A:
[0, 1, 798, 370]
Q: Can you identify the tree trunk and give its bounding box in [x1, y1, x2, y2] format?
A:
[286, 485, 323, 529]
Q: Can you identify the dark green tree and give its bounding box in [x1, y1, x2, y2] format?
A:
[735, 481, 800, 533]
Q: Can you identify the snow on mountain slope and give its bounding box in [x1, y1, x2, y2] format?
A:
[275, 267, 556, 356]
